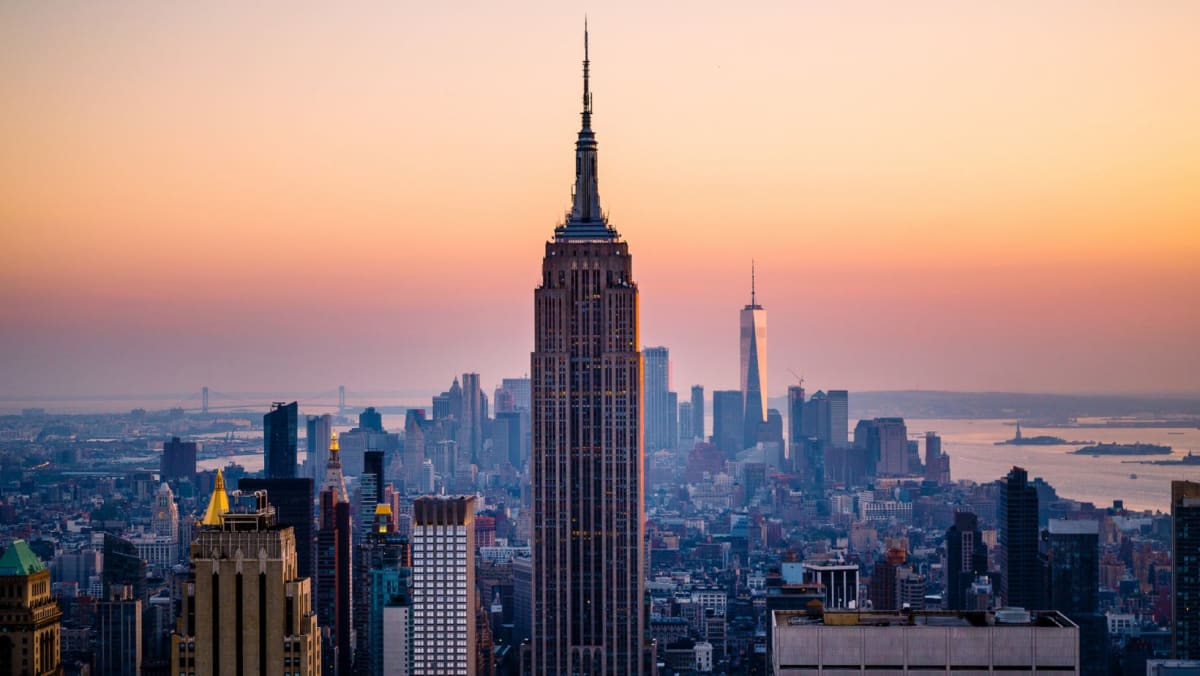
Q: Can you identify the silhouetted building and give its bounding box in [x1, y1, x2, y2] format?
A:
[529, 26, 648, 675]
[161, 436, 196, 482]
[691, 385, 705, 441]
[307, 414, 333, 483]
[826, 390, 849, 449]
[1000, 466, 1045, 610]
[0, 539, 63, 676]
[870, 548, 906, 611]
[460, 373, 484, 462]
[238, 476, 316, 580]
[644, 346, 673, 452]
[264, 401, 299, 479]
[924, 431, 952, 485]
[359, 407, 384, 433]
[1172, 480, 1200, 659]
[318, 432, 354, 675]
[740, 264, 768, 449]
[678, 401, 693, 443]
[102, 533, 146, 602]
[945, 512, 988, 611]
[855, 417, 908, 476]
[97, 585, 140, 676]
[355, 504, 409, 676]
[1047, 519, 1105, 675]
[713, 390, 745, 458]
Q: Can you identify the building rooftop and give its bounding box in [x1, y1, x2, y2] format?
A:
[773, 608, 1076, 630]
[0, 539, 46, 576]
[1048, 518, 1100, 535]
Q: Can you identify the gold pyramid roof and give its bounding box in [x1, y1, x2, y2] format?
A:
[201, 468, 230, 527]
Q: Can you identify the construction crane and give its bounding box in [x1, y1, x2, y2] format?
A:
[787, 369, 805, 388]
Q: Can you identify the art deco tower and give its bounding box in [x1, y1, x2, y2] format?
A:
[530, 25, 647, 674]
[740, 264, 767, 449]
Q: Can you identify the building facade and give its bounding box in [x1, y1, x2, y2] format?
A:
[1000, 466, 1045, 610]
[1172, 480, 1200, 659]
[265, 401, 299, 479]
[412, 496, 476, 675]
[740, 266, 768, 450]
[0, 540, 62, 676]
[529, 26, 648, 675]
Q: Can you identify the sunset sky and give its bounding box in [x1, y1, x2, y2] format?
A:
[2, 1, 1198, 402]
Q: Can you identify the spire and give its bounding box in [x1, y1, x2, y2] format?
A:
[556, 18, 616, 242]
[201, 468, 230, 527]
[322, 431, 348, 502]
[751, 260, 756, 306]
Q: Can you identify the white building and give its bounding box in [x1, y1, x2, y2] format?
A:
[772, 609, 1078, 674]
[382, 603, 411, 676]
[411, 495, 475, 675]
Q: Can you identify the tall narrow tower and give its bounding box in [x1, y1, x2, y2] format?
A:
[530, 23, 647, 675]
[318, 432, 353, 676]
[740, 263, 767, 449]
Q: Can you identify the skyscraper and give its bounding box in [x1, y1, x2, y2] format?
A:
[97, 585, 141, 676]
[530, 26, 648, 674]
[678, 401, 693, 442]
[1172, 480, 1200, 659]
[161, 436, 197, 482]
[690, 385, 705, 441]
[265, 401, 299, 479]
[643, 347, 672, 452]
[308, 414, 333, 483]
[1047, 519, 1103, 674]
[945, 512, 988, 611]
[412, 496, 476, 675]
[712, 390, 745, 458]
[461, 373, 484, 462]
[239, 476, 316, 580]
[173, 485, 321, 675]
[318, 432, 354, 675]
[826, 390, 848, 449]
[740, 263, 767, 449]
[999, 466, 1045, 610]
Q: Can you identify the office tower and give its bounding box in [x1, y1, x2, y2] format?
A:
[318, 432, 354, 676]
[803, 391, 830, 446]
[740, 263, 768, 449]
[667, 391, 679, 450]
[854, 417, 908, 476]
[826, 390, 848, 449]
[355, 504, 410, 676]
[643, 346, 672, 452]
[360, 407, 384, 433]
[1047, 519, 1105, 674]
[787, 386, 805, 446]
[761, 408, 784, 464]
[678, 401, 693, 442]
[770, 609, 1078, 674]
[494, 411, 524, 469]
[461, 373, 483, 461]
[97, 585, 141, 676]
[308, 414, 334, 482]
[0, 540, 62, 676]
[530, 26, 647, 675]
[412, 496, 476, 675]
[712, 390, 745, 458]
[945, 512, 988, 611]
[501, 377, 532, 412]
[102, 532, 146, 601]
[360, 450, 385, 540]
[173, 486, 321, 676]
[1172, 480, 1200, 659]
[161, 436, 197, 482]
[1000, 466, 1045, 610]
[265, 401, 299, 479]
[691, 385, 705, 441]
[924, 432, 952, 485]
[239, 477, 316, 580]
[403, 409, 428, 491]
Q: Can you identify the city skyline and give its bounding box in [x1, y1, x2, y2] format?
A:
[3, 2, 1199, 400]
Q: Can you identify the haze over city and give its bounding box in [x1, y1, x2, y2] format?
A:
[3, 1, 1199, 399]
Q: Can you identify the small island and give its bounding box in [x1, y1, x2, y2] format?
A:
[994, 423, 1093, 446]
[1126, 451, 1200, 466]
[1071, 442, 1172, 456]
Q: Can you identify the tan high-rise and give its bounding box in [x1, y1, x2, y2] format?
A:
[0, 540, 62, 676]
[173, 477, 321, 675]
[529, 24, 648, 675]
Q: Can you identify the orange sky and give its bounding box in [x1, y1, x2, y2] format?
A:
[2, 2, 1198, 400]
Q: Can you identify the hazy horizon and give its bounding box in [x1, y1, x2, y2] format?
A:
[3, 2, 1198, 398]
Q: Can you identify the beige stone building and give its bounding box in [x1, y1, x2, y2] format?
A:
[172, 471, 321, 675]
[0, 539, 62, 676]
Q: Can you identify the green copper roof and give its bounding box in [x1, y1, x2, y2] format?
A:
[0, 539, 46, 576]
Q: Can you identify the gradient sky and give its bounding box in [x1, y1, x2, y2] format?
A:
[2, 1, 1198, 402]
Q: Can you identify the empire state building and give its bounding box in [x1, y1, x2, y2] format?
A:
[530, 26, 648, 675]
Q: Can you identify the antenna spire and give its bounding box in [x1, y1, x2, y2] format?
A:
[582, 17, 592, 130]
[751, 260, 757, 306]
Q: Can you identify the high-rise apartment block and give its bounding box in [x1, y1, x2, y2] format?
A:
[412, 496, 476, 675]
[529, 27, 648, 674]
